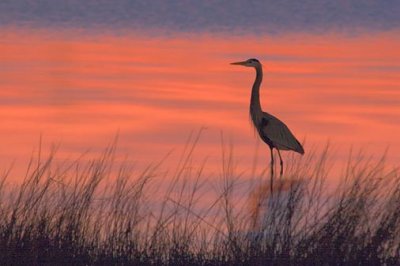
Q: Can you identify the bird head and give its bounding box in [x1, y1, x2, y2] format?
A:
[230, 58, 261, 68]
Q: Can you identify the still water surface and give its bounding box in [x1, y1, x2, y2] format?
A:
[0, 29, 399, 182]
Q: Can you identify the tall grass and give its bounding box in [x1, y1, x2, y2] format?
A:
[0, 137, 399, 265]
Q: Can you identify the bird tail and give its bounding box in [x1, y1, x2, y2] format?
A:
[295, 140, 305, 155]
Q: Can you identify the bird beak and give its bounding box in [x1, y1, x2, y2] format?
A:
[230, 61, 247, 66]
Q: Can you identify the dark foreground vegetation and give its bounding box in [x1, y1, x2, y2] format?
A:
[0, 138, 399, 265]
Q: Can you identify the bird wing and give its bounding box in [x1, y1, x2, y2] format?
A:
[261, 113, 304, 154]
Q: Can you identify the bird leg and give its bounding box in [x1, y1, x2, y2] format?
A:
[277, 149, 283, 177]
[270, 148, 274, 196]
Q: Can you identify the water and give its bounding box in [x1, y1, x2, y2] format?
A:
[0, 28, 399, 182]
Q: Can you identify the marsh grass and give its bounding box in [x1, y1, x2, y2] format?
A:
[0, 135, 399, 265]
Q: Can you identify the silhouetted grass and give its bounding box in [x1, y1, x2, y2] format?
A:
[0, 136, 399, 265]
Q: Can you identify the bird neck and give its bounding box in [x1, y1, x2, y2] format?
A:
[250, 65, 263, 125]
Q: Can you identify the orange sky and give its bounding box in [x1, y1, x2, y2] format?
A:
[0, 29, 399, 182]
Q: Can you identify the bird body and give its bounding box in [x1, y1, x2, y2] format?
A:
[231, 58, 304, 193]
[259, 112, 304, 154]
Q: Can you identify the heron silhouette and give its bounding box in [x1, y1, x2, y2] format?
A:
[231, 58, 304, 194]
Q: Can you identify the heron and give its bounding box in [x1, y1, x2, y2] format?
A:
[231, 58, 304, 194]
